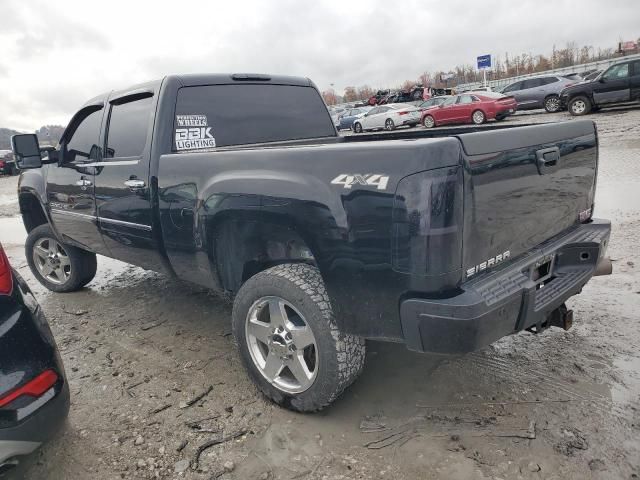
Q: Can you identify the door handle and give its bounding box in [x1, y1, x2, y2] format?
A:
[124, 179, 146, 190]
[75, 179, 93, 187]
[535, 147, 560, 174]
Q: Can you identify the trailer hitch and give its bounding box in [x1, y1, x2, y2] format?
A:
[526, 304, 573, 334]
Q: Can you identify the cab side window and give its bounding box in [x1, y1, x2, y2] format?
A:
[603, 63, 629, 80]
[105, 95, 153, 159]
[64, 108, 103, 163]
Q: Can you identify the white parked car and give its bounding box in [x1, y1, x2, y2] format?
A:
[352, 104, 421, 133]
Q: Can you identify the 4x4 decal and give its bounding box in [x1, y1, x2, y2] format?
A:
[330, 174, 389, 190]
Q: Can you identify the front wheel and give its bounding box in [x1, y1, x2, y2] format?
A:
[568, 96, 592, 116]
[25, 224, 97, 292]
[353, 122, 363, 134]
[471, 110, 486, 125]
[232, 264, 366, 412]
[544, 95, 561, 113]
[384, 118, 395, 131]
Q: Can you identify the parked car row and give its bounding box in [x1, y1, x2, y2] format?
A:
[493, 59, 640, 116]
[330, 58, 639, 129]
[348, 92, 517, 132]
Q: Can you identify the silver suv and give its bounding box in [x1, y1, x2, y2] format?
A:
[500, 76, 576, 113]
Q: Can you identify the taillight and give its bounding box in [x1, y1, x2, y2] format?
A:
[0, 243, 12, 295]
[397, 111, 409, 115]
[0, 370, 58, 408]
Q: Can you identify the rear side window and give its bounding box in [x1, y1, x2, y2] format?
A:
[174, 84, 335, 149]
[538, 77, 558, 85]
[106, 96, 153, 158]
[632, 61, 640, 76]
[458, 95, 474, 104]
[522, 78, 542, 89]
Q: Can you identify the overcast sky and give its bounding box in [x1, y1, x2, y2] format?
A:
[1, 0, 638, 131]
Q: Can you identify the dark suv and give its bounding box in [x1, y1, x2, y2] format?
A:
[561, 58, 640, 115]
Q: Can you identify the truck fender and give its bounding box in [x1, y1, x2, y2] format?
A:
[17, 170, 60, 237]
[196, 170, 348, 291]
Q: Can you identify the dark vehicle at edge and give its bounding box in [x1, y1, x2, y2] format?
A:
[561, 58, 640, 115]
[11, 73, 611, 412]
[0, 242, 69, 476]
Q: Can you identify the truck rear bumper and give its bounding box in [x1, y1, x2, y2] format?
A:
[400, 219, 611, 354]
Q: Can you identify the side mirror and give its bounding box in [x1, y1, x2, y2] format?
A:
[11, 134, 42, 169]
[598, 77, 606, 83]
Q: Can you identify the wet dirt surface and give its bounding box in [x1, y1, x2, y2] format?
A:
[1, 107, 639, 479]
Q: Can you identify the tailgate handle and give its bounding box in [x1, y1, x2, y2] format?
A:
[535, 147, 560, 174]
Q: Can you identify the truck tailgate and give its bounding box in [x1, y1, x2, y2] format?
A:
[457, 120, 597, 278]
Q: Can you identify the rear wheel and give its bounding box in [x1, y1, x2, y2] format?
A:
[353, 122, 363, 134]
[423, 115, 435, 128]
[25, 224, 97, 293]
[568, 96, 591, 116]
[472, 110, 486, 125]
[544, 95, 561, 113]
[384, 118, 395, 131]
[232, 264, 366, 412]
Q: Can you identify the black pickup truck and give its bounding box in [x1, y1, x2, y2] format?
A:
[11, 74, 611, 411]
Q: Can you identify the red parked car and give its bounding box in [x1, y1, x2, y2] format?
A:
[421, 92, 517, 128]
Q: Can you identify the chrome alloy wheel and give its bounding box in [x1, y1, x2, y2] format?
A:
[545, 96, 561, 112]
[472, 110, 485, 124]
[32, 237, 71, 284]
[245, 296, 318, 394]
[423, 115, 435, 128]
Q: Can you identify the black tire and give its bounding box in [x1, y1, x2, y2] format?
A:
[25, 224, 97, 293]
[232, 263, 366, 412]
[384, 118, 395, 131]
[544, 95, 561, 113]
[568, 96, 592, 116]
[471, 110, 486, 125]
[353, 122, 363, 134]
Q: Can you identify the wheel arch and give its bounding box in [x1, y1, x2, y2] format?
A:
[208, 214, 319, 294]
[18, 189, 51, 233]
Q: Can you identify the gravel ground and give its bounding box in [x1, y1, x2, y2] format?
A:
[1, 106, 639, 480]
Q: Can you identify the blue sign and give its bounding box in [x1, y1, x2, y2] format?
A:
[477, 54, 492, 69]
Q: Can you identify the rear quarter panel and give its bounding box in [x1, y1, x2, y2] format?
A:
[157, 138, 463, 339]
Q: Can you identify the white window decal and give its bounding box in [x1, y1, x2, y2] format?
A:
[175, 115, 216, 150]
